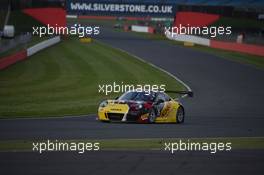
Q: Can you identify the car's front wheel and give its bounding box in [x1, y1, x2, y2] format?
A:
[176, 106, 185, 123]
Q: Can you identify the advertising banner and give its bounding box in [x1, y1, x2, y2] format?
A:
[67, 0, 177, 17]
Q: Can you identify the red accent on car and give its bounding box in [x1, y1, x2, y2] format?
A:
[137, 117, 148, 124]
[130, 103, 138, 111]
[143, 102, 152, 109]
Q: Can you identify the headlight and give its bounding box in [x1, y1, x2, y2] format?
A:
[135, 104, 143, 110]
[99, 100, 108, 108]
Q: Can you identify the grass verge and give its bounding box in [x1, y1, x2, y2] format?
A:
[0, 137, 263, 152]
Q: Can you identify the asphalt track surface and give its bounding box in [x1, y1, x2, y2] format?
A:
[1, 25, 264, 175]
[1, 150, 264, 175]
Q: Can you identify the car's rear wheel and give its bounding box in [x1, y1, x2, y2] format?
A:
[148, 109, 156, 123]
[176, 106, 184, 123]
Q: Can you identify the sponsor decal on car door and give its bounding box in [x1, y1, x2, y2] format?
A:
[160, 102, 173, 118]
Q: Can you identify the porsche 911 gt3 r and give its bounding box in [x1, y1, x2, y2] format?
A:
[97, 90, 193, 123]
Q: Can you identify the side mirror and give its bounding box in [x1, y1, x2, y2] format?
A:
[115, 96, 119, 100]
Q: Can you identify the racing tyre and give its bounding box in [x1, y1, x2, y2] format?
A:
[148, 109, 156, 123]
[176, 106, 184, 123]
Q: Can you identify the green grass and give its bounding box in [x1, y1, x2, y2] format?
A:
[0, 137, 263, 152]
[0, 37, 185, 118]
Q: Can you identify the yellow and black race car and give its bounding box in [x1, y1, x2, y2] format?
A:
[97, 90, 193, 123]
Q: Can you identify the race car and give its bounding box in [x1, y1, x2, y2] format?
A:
[97, 90, 193, 123]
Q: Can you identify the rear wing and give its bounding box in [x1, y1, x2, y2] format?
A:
[165, 90, 193, 98]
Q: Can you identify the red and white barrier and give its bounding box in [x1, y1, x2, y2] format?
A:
[27, 36, 61, 57]
[66, 15, 77, 19]
[174, 12, 220, 28]
[0, 36, 61, 70]
[23, 8, 66, 28]
[131, 25, 154, 34]
[166, 33, 210, 46]
[210, 40, 264, 57]
[166, 33, 264, 57]
[0, 50, 27, 70]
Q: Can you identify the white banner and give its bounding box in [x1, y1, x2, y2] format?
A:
[131, 25, 149, 33]
[166, 32, 210, 46]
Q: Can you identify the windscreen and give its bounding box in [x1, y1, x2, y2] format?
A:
[119, 91, 155, 102]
